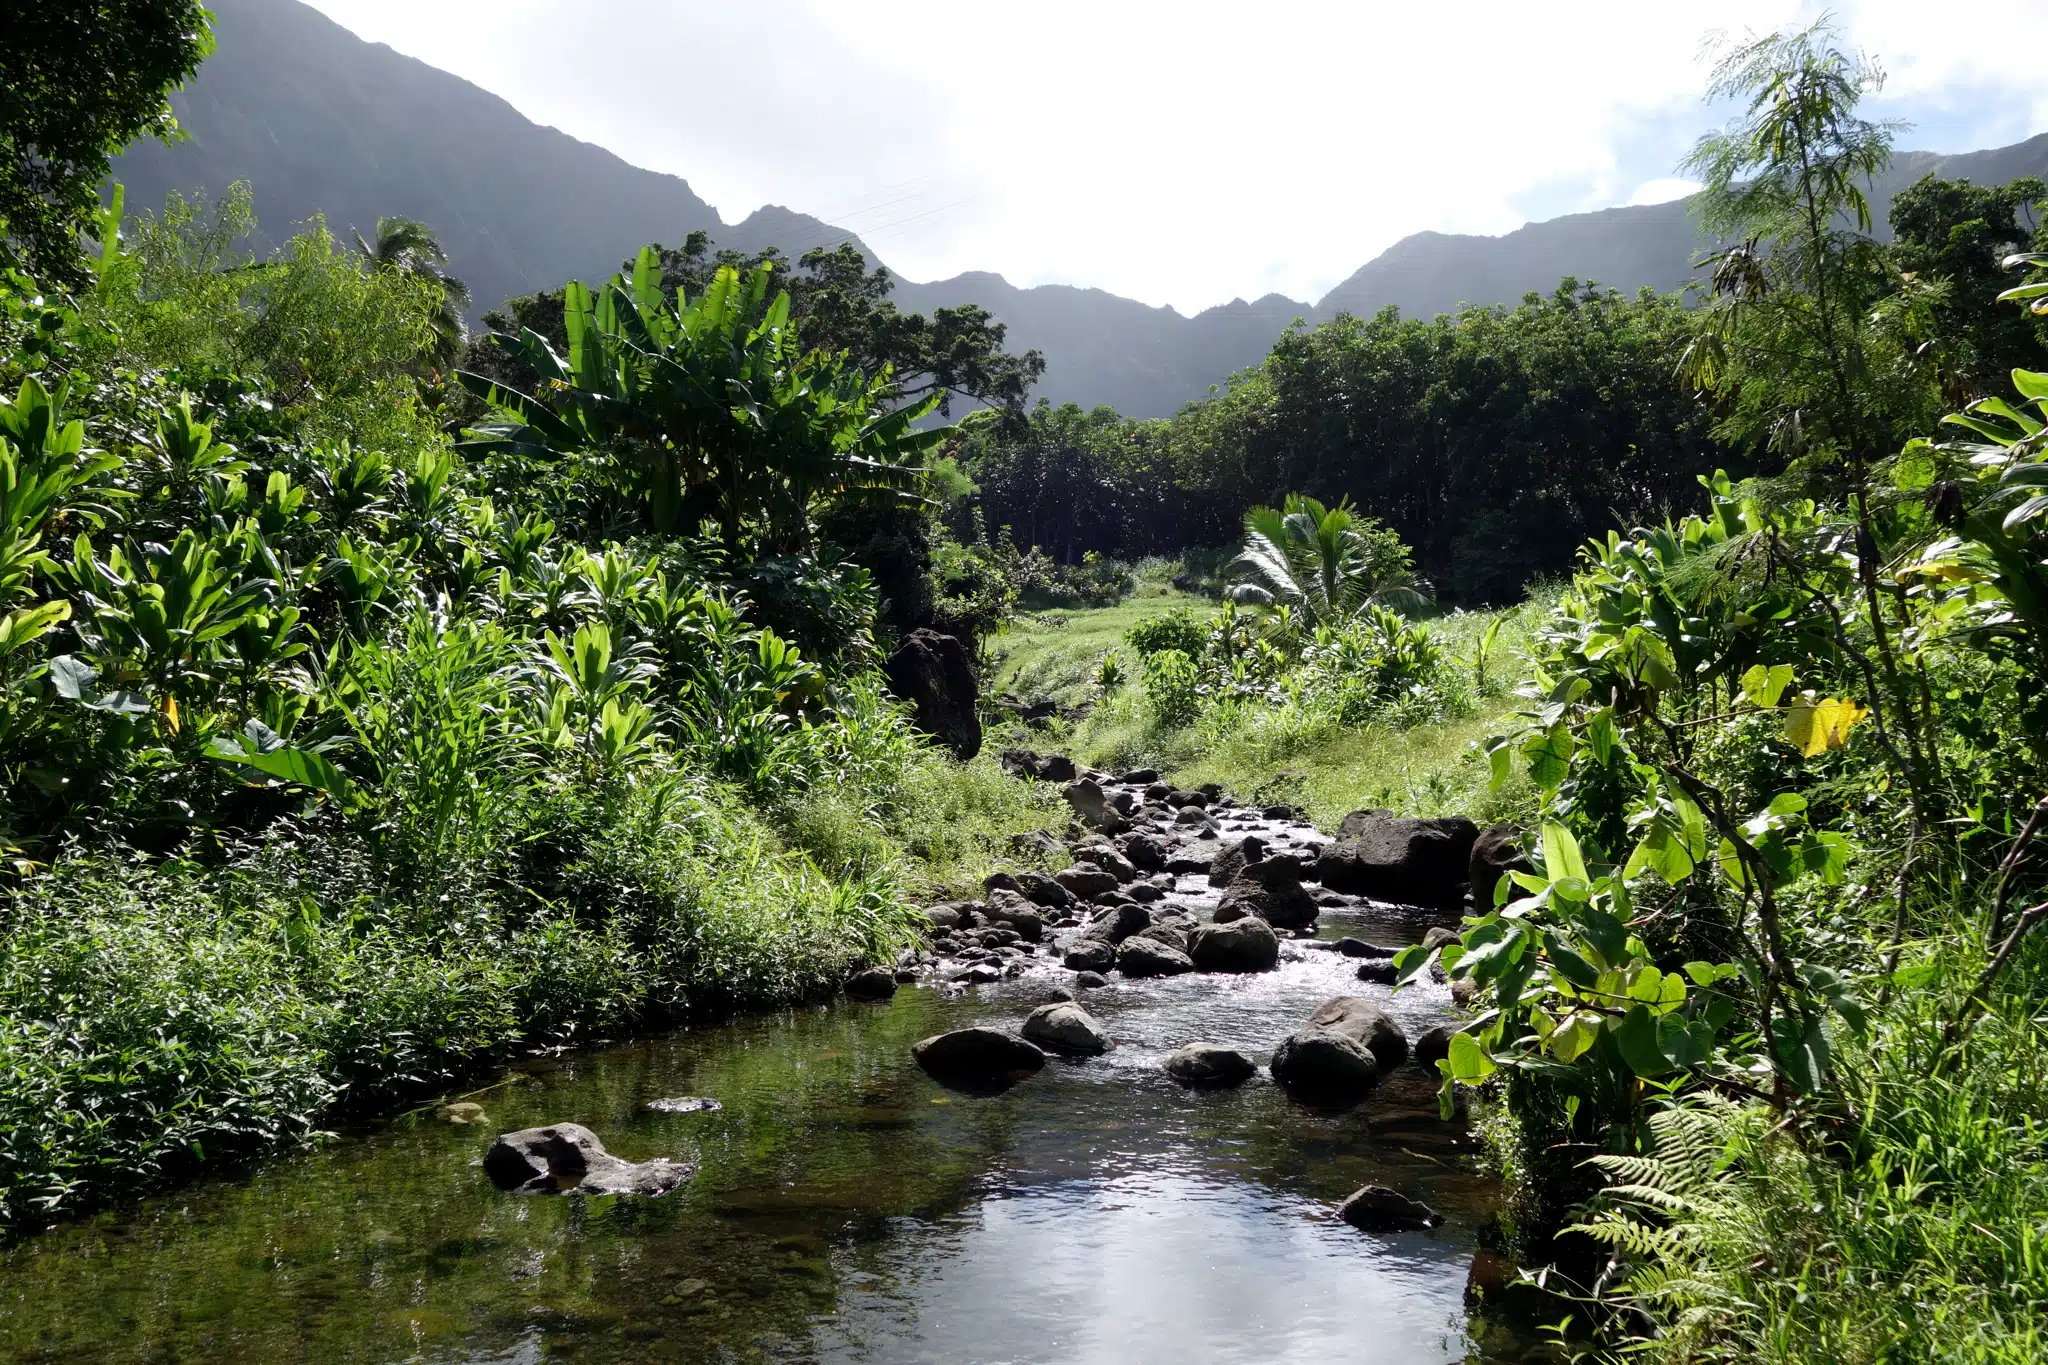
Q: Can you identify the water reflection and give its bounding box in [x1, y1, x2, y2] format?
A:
[1, 898, 1519, 1364]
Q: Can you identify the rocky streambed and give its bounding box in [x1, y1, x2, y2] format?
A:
[0, 762, 1537, 1364]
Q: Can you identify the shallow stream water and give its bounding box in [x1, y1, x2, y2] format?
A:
[0, 804, 1534, 1364]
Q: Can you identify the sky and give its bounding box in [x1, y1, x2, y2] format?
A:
[304, 0, 2048, 316]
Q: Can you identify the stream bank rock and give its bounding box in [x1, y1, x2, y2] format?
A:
[1021, 1001, 1113, 1054]
[1215, 855, 1318, 931]
[1269, 996, 1410, 1098]
[844, 967, 899, 1000]
[912, 1028, 1047, 1088]
[1187, 917, 1280, 973]
[1208, 835, 1267, 888]
[1469, 824, 1530, 905]
[1117, 935, 1195, 978]
[1165, 1044, 1258, 1087]
[884, 629, 981, 759]
[484, 1123, 693, 1196]
[1314, 811, 1478, 909]
[1001, 749, 1077, 783]
[1337, 1185, 1442, 1232]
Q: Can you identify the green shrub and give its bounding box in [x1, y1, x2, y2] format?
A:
[1125, 605, 1209, 659]
[1142, 647, 1203, 728]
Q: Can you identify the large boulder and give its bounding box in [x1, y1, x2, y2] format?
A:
[983, 890, 1046, 942]
[885, 630, 981, 759]
[1208, 835, 1268, 888]
[844, 967, 899, 1000]
[1055, 862, 1121, 900]
[1337, 1185, 1441, 1232]
[1117, 936, 1196, 978]
[1269, 996, 1410, 1098]
[1062, 780, 1127, 834]
[1314, 811, 1479, 909]
[484, 1123, 692, 1196]
[1306, 995, 1410, 1069]
[911, 1028, 1047, 1088]
[1188, 917, 1280, 973]
[1469, 824, 1530, 907]
[1078, 901, 1152, 945]
[1014, 871, 1072, 909]
[1073, 841, 1139, 882]
[1063, 939, 1117, 972]
[1216, 855, 1319, 931]
[1120, 832, 1168, 872]
[1269, 1029, 1381, 1097]
[1021, 1002, 1113, 1055]
[1164, 1044, 1258, 1088]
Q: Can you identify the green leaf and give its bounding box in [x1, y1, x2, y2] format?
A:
[1772, 1015, 1829, 1094]
[207, 734, 355, 805]
[1540, 822, 1588, 884]
[1548, 1011, 1601, 1063]
[2013, 369, 2048, 401]
[1524, 725, 1575, 790]
[1390, 943, 1432, 989]
[1545, 935, 1601, 989]
[1683, 960, 1719, 986]
[1613, 1004, 1671, 1077]
[1579, 907, 1630, 969]
[1446, 1031, 1496, 1083]
[1740, 662, 1794, 709]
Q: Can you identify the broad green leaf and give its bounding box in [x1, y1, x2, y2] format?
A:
[1740, 662, 1795, 709]
[1545, 936, 1600, 990]
[2013, 369, 2048, 401]
[1683, 960, 1719, 986]
[1579, 907, 1630, 969]
[1390, 943, 1431, 989]
[1540, 822, 1588, 884]
[1656, 972, 1688, 1011]
[1548, 1010, 1601, 1063]
[1626, 967, 1664, 1004]
[208, 735, 355, 805]
[1613, 1003, 1671, 1077]
[1446, 1032, 1496, 1083]
[1524, 725, 1575, 790]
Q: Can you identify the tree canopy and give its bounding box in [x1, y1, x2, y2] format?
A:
[1, 1, 214, 281]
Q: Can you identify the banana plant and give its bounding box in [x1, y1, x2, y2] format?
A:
[1904, 367, 2048, 668]
[458, 249, 941, 547]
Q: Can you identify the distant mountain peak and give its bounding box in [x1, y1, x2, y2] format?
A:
[114, 0, 2048, 417]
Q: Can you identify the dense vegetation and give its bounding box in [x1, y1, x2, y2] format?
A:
[994, 25, 2048, 1364]
[0, 8, 1078, 1228]
[952, 129, 2046, 609]
[10, 9, 2048, 1364]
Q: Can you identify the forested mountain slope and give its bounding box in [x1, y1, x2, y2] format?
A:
[114, 0, 2048, 415]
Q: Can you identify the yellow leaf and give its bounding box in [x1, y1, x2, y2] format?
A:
[1785, 694, 1866, 758]
[162, 695, 180, 734]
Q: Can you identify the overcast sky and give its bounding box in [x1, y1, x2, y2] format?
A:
[305, 0, 2048, 316]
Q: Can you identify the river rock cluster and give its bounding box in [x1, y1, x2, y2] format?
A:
[891, 755, 1517, 1234]
[895, 756, 1505, 992]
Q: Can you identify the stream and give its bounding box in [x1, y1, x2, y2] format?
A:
[0, 796, 1536, 1364]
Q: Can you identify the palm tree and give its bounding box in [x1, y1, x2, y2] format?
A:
[352, 216, 471, 368]
[1225, 493, 1429, 625]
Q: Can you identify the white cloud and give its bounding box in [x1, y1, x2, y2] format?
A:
[1627, 177, 1704, 207]
[302, 0, 2048, 313]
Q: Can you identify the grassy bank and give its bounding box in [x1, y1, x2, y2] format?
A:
[0, 743, 1064, 1234]
[993, 588, 1548, 831]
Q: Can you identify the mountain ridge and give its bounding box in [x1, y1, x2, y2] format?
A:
[112, 0, 2048, 416]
